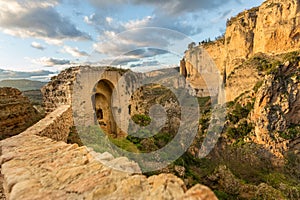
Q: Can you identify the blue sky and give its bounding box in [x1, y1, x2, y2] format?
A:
[0, 0, 264, 81]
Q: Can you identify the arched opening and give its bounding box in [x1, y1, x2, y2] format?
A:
[94, 79, 117, 137]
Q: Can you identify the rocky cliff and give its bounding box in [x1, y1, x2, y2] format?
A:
[250, 58, 300, 157]
[181, 0, 300, 101]
[0, 87, 41, 139]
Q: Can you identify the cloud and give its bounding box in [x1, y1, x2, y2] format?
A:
[130, 60, 160, 68]
[0, 0, 91, 44]
[63, 46, 89, 57]
[84, 13, 95, 25]
[93, 28, 185, 55]
[93, 48, 169, 67]
[31, 57, 71, 66]
[86, 0, 234, 67]
[88, 0, 226, 16]
[0, 68, 56, 82]
[125, 48, 169, 58]
[110, 56, 141, 66]
[31, 42, 45, 50]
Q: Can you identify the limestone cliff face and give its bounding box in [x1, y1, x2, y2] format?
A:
[181, 0, 300, 101]
[180, 47, 223, 98]
[250, 61, 300, 157]
[224, 7, 258, 74]
[0, 87, 41, 139]
[225, 61, 261, 102]
[254, 0, 300, 54]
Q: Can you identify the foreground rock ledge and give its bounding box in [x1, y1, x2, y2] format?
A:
[0, 134, 217, 200]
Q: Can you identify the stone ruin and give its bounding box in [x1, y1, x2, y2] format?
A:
[0, 66, 218, 199]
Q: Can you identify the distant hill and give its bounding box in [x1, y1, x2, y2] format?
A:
[0, 79, 46, 91]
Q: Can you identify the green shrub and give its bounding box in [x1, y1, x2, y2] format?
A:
[227, 102, 253, 124]
[279, 124, 300, 140]
[214, 190, 231, 200]
[253, 80, 263, 92]
[227, 121, 253, 140]
[283, 51, 300, 63]
[197, 96, 211, 108]
[132, 114, 151, 126]
[251, 54, 282, 74]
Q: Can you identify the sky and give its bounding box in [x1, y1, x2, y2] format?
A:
[0, 0, 264, 81]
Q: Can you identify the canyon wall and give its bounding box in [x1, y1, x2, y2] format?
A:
[250, 61, 300, 157]
[181, 0, 300, 101]
[0, 87, 41, 139]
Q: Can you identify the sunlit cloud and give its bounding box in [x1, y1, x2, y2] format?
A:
[31, 42, 45, 50]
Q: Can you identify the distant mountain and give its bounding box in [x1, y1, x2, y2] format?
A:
[0, 79, 46, 91]
[0, 68, 56, 82]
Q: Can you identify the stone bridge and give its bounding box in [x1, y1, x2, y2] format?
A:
[0, 67, 217, 199]
[0, 105, 216, 199]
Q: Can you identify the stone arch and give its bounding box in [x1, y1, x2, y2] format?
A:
[94, 79, 117, 137]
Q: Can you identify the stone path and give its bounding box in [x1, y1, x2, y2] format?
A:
[0, 133, 217, 200]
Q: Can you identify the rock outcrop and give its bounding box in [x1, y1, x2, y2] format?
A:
[181, 0, 300, 101]
[254, 0, 300, 54]
[0, 87, 41, 139]
[250, 60, 300, 157]
[208, 165, 288, 199]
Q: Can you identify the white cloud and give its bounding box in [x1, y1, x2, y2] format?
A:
[63, 46, 89, 57]
[88, 0, 227, 16]
[84, 13, 95, 25]
[0, 0, 91, 44]
[31, 42, 45, 50]
[123, 16, 153, 30]
[31, 57, 71, 67]
[0, 68, 56, 82]
[106, 17, 113, 24]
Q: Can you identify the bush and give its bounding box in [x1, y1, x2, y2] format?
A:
[227, 121, 253, 140]
[132, 114, 151, 126]
[279, 124, 300, 140]
[227, 102, 253, 124]
[253, 80, 263, 92]
[214, 190, 232, 200]
[283, 51, 300, 63]
[251, 54, 282, 74]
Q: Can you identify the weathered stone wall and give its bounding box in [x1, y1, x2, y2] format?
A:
[21, 105, 73, 142]
[0, 87, 41, 139]
[42, 66, 131, 137]
[42, 67, 80, 114]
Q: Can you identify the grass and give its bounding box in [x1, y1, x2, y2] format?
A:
[109, 137, 140, 153]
